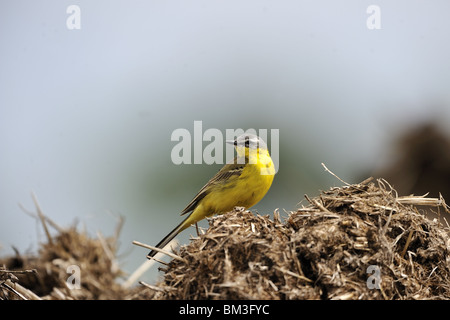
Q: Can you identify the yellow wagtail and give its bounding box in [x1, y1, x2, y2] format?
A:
[147, 133, 275, 259]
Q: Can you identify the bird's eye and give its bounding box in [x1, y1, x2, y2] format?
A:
[245, 139, 250, 147]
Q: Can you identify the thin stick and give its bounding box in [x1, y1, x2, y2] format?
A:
[401, 230, 414, 259]
[97, 231, 119, 274]
[122, 239, 178, 289]
[381, 209, 394, 237]
[31, 192, 53, 245]
[4, 280, 42, 300]
[139, 281, 175, 292]
[112, 214, 124, 243]
[2, 282, 28, 300]
[379, 282, 389, 300]
[313, 199, 333, 215]
[0, 269, 37, 275]
[274, 266, 313, 283]
[18, 202, 64, 233]
[139, 281, 166, 292]
[304, 194, 336, 216]
[321, 163, 351, 186]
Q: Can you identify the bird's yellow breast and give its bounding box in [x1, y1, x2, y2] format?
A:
[197, 148, 275, 217]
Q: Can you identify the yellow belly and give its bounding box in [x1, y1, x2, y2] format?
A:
[186, 163, 274, 227]
[178, 149, 275, 233]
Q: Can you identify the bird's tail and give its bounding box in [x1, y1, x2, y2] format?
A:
[147, 214, 192, 259]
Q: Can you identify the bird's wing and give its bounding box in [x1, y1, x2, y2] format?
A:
[180, 159, 245, 215]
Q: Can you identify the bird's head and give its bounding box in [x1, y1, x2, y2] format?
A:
[226, 134, 269, 158]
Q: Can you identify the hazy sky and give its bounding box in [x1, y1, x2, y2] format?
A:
[1, 0, 450, 283]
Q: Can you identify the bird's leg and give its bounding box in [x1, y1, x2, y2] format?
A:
[195, 222, 200, 236]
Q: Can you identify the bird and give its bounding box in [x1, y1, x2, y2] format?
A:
[147, 133, 276, 259]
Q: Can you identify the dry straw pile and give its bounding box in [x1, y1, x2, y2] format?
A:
[0, 198, 127, 300]
[2, 176, 450, 300]
[151, 177, 450, 300]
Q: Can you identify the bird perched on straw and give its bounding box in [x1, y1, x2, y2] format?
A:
[147, 133, 276, 259]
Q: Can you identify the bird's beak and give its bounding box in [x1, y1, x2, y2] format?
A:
[226, 140, 235, 145]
